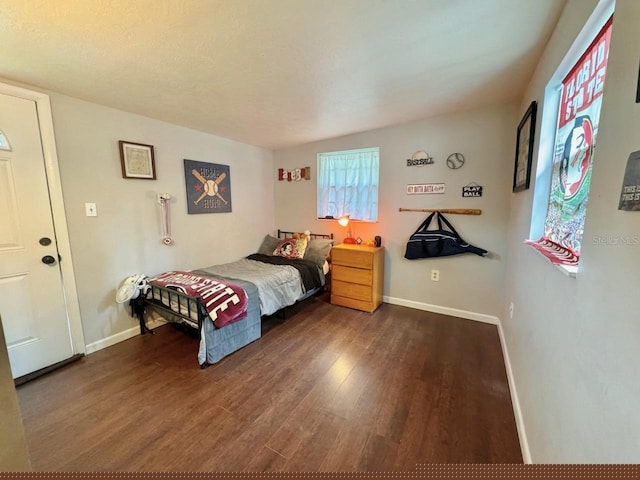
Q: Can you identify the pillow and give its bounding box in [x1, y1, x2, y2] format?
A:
[272, 237, 308, 259]
[257, 234, 280, 255]
[304, 238, 334, 267]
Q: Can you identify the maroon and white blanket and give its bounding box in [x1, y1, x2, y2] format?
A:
[149, 271, 247, 328]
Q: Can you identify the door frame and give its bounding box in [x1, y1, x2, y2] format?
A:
[0, 81, 85, 356]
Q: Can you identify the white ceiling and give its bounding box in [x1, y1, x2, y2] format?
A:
[0, 0, 566, 150]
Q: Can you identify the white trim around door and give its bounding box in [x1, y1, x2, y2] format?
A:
[0, 82, 85, 356]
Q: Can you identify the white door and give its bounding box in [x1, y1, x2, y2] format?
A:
[0, 92, 74, 378]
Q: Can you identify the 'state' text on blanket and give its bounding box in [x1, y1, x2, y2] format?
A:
[149, 271, 248, 328]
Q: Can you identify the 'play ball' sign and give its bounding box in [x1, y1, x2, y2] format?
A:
[462, 184, 483, 197]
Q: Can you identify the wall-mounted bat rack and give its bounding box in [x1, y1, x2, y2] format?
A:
[398, 208, 482, 215]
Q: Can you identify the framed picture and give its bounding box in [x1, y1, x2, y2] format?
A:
[636, 60, 640, 103]
[184, 159, 232, 214]
[119, 141, 156, 180]
[512, 101, 537, 192]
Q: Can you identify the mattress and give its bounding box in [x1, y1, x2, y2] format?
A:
[193, 257, 323, 316]
[148, 255, 324, 366]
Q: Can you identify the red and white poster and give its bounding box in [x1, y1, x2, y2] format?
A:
[541, 18, 612, 258]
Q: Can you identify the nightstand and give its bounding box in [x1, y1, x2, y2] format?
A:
[330, 244, 384, 313]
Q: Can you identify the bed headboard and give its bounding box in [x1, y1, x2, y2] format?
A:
[277, 229, 333, 240]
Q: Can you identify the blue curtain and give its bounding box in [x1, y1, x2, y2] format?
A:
[317, 148, 379, 222]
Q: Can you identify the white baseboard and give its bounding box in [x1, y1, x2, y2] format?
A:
[383, 296, 499, 325]
[497, 320, 532, 464]
[383, 295, 530, 462]
[85, 318, 166, 355]
[87, 298, 530, 462]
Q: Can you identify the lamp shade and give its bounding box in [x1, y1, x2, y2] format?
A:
[338, 215, 350, 227]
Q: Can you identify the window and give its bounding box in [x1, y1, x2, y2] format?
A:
[0, 129, 11, 151]
[317, 147, 379, 221]
[527, 3, 614, 273]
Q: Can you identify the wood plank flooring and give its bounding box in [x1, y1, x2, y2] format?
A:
[17, 293, 522, 471]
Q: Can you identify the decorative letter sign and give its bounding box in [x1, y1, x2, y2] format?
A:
[406, 151, 434, 166]
[462, 182, 483, 197]
[407, 183, 446, 195]
[278, 167, 311, 181]
[619, 150, 640, 211]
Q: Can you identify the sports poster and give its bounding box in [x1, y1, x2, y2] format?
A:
[542, 19, 612, 255]
[183, 159, 232, 214]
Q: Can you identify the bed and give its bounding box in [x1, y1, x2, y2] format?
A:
[144, 230, 333, 368]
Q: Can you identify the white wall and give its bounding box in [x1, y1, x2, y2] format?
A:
[48, 94, 275, 345]
[504, 0, 640, 462]
[11, 1, 640, 462]
[274, 103, 517, 320]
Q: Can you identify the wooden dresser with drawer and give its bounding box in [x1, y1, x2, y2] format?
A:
[330, 244, 384, 313]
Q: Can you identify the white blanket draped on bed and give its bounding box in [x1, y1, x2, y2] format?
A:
[193, 258, 304, 316]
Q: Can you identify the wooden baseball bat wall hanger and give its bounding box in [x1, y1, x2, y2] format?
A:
[399, 208, 482, 215]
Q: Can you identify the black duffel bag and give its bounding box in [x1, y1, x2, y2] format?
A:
[404, 212, 487, 259]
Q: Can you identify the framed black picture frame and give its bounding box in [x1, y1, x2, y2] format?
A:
[513, 101, 537, 192]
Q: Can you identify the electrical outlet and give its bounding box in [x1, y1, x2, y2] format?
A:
[85, 202, 97, 217]
[431, 269, 440, 281]
[509, 302, 514, 319]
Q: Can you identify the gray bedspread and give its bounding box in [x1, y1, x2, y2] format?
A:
[194, 257, 312, 316]
[194, 276, 260, 366]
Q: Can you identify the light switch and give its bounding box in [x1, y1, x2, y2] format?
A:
[85, 203, 97, 217]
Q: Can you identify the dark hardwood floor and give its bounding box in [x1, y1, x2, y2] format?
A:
[17, 293, 522, 471]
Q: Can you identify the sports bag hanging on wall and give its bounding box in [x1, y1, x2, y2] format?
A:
[404, 212, 487, 259]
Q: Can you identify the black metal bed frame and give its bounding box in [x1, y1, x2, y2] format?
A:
[276, 229, 334, 241]
[147, 286, 206, 333]
[139, 230, 333, 336]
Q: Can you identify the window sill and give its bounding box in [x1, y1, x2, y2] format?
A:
[317, 217, 378, 223]
[555, 264, 577, 278]
[526, 241, 577, 278]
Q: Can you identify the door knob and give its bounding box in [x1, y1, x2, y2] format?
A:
[42, 255, 56, 265]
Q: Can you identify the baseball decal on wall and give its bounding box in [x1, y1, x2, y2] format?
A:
[406, 151, 434, 166]
[446, 152, 465, 169]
